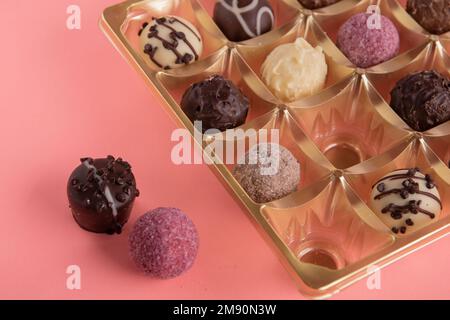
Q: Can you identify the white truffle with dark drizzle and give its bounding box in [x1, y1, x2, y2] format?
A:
[370, 168, 442, 235]
[139, 16, 203, 70]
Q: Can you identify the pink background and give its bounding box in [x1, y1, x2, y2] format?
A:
[1, 0, 449, 299]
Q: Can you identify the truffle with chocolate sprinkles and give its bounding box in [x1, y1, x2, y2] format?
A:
[370, 168, 442, 235]
[67, 156, 139, 235]
[390, 70, 450, 132]
[181, 74, 249, 132]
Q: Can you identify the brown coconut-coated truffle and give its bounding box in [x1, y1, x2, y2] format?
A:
[67, 156, 139, 235]
[233, 143, 300, 203]
[406, 0, 450, 35]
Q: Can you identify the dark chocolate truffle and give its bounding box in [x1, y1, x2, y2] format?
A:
[406, 0, 450, 35]
[298, 0, 341, 10]
[181, 75, 249, 132]
[390, 70, 450, 131]
[213, 0, 275, 42]
[67, 156, 139, 235]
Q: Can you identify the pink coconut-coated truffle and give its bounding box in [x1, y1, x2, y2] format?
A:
[129, 207, 199, 278]
[337, 13, 400, 68]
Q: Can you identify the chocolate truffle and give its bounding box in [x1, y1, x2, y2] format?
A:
[261, 37, 328, 102]
[213, 0, 275, 42]
[181, 75, 249, 132]
[370, 168, 442, 235]
[129, 208, 199, 278]
[406, 0, 450, 35]
[139, 16, 203, 70]
[233, 143, 300, 203]
[67, 156, 139, 235]
[390, 70, 450, 131]
[298, 0, 341, 10]
[337, 13, 399, 68]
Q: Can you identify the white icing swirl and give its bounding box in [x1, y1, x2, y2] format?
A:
[83, 160, 118, 217]
[218, 0, 275, 38]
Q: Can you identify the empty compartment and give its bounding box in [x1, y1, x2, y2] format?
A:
[289, 74, 409, 169]
[262, 177, 393, 269]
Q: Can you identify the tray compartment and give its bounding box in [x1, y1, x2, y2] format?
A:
[120, 0, 227, 73]
[425, 135, 450, 169]
[289, 74, 409, 169]
[157, 48, 278, 129]
[236, 15, 354, 104]
[345, 138, 450, 236]
[314, 0, 429, 71]
[197, 0, 301, 45]
[205, 108, 332, 206]
[262, 177, 393, 270]
[366, 40, 450, 135]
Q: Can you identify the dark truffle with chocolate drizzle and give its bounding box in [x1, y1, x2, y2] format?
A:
[181, 75, 249, 132]
[213, 0, 275, 42]
[67, 156, 139, 235]
[298, 0, 341, 10]
[370, 168, 442, 235]
[406, 0, 450, 35]
[390, 70, 450, 131]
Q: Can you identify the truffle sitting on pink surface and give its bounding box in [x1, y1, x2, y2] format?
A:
[129, 207, 199, 279]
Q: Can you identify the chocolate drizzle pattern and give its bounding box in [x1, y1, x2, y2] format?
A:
[372, 168, 442, 234]
[140, 17, 202, 70]
[214, 0, 274, 42]
[82, 159, 119, 218]
[68, 156, 139, 234]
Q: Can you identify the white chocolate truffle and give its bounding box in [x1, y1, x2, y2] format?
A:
[261, 37, 328, 102]
[370, 168, 442, 235]
[139, 16, 203, 70]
